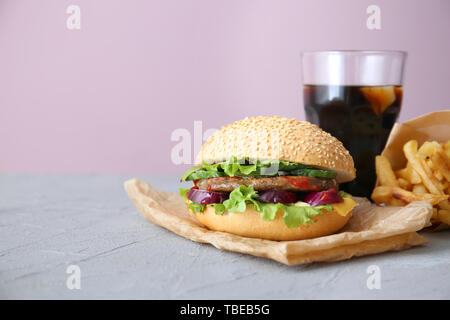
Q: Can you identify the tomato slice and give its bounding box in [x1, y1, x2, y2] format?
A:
[282, 176, 319, 190]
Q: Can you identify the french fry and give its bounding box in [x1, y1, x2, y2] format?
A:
[433, 169, 444, 181]
[403, 140, 444, 195]
[387, 198, 407, 206]
[397, 178, 412, 190]
[438, 200, 450, 210]
[395, 164, 421, 184]
[426, 159, 435, 171]
[392, 187, 448, 205]
[431, 151, 450, 182]
[438, 209, 450, 225]
[443, 141, 450, 159]
[417, 141, 440, 158]
[371, 186, 448, 206]
[445, 148, 450, 159]
[375, 155, 399, 187]
[371, 186, 393, 204]
[407, 163, 422, 184]
[432, 208, 439, 220]
[395, 168, 408, 179]
[412, 184, 427, 195]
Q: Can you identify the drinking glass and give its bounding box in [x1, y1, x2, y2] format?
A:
[302, 50, 407, 198]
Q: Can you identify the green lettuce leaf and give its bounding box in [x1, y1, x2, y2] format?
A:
[181, 166, 202, 182]
[181, 156, 336, 181]
[213, 203, 225, 215]
[339, 190, 350, 198]
[188, 201, 205, 213]
[179, 187, 190, 201]
[258, 203, 282, 221]
[222, 185, 261, 212]
[283, 204, 332, 228]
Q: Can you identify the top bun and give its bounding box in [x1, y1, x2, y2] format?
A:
[195, 116, 356, 183]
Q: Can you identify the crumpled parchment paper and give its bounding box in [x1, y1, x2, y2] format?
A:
[125, 179, 432, 265]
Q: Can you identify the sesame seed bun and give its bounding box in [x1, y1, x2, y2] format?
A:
[193, 204, 352, 241]
[195, 116, 356, 183]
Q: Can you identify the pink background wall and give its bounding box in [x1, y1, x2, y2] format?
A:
[1, 0, 449, 174]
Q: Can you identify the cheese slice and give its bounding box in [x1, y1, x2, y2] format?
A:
[294, 196, 358, 216]
[331, 196, 359, 216]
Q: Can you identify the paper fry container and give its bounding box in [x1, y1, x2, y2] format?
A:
[382, 110, 450, 169]
[381, 110, 450, 230]
[125, 179, 432, 266]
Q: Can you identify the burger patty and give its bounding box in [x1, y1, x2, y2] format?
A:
[196, 176, 338, 192]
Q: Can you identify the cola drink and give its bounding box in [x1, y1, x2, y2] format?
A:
[304, 84, 403, 198]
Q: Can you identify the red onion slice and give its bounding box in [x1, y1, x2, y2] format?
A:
[187, 188, 229, 204]
[256, 189, 299, 204]
[303, 189, 343, 206]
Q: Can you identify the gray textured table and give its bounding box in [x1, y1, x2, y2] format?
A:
[1, 174, 449, 299]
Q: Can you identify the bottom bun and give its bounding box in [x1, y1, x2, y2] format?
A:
[193, 205, 352, 241]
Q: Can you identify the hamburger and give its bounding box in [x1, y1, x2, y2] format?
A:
[179, 116, 358, 241]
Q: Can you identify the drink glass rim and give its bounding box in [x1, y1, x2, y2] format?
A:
[302, 50, 407, 57]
